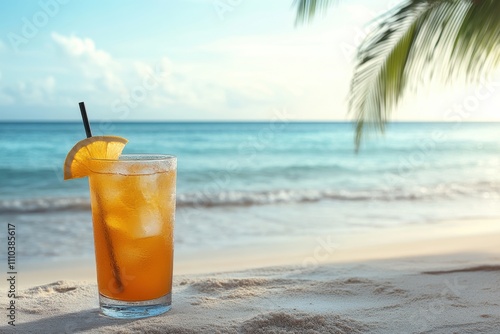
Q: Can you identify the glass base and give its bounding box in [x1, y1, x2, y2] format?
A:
[99, 293, 171, 319]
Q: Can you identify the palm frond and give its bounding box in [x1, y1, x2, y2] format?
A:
[293, 0, 339, 25]
[351, 0, 500, 149]
[295, 0, 500, 150]
[449, 0, 500, 82]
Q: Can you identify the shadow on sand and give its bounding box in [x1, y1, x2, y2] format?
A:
[0, 308, 133, 334]
[422, 265, 500, 275]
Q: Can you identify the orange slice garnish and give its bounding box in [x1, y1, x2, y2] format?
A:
[63, 136, 128, 180]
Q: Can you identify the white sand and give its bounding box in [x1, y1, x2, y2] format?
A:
[2, 219, 500, 333]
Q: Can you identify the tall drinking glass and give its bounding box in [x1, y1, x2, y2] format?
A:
[87, 154, 176, 319]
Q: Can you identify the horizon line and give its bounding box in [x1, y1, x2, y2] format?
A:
[1, 120, 500, 123]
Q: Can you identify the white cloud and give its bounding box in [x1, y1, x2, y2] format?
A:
[47, 33, 232, 117]
[0, 76, 57, 106]
[51, 32, 125, 95]
[124, 57, 228, 114]
[51, 32, 112, 66]
[49, 35, 182, 105]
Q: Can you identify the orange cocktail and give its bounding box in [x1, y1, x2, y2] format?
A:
[88, 154, 176, 318]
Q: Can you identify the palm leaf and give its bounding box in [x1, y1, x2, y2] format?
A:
[294, 0, 340, 25]
[295, 0, 500, 150]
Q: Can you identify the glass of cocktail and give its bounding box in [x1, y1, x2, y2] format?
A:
[88, 154, 176, 318]
[63, 103, 176, 319]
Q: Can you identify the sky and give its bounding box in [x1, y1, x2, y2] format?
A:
[0, 0, 499, 122]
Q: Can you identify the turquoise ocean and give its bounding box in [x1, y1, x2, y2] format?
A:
[1, 122, 499, 263]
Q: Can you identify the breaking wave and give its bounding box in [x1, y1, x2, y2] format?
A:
[2, 181, 498, 214]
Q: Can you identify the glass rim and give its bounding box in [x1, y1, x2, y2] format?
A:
[89, 154, 176, 163]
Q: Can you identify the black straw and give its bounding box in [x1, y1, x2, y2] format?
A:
[77, 101, 123, 291]
[79, 102, 92, 138]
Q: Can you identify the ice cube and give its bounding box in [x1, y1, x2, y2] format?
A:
[103, 212, 127, 231]
[133, 209, 162, 238]
[138, 174, 160, 202]
[97, 175, 128, 199]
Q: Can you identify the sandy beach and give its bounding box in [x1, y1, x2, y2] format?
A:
[3, 218, 500, 334]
